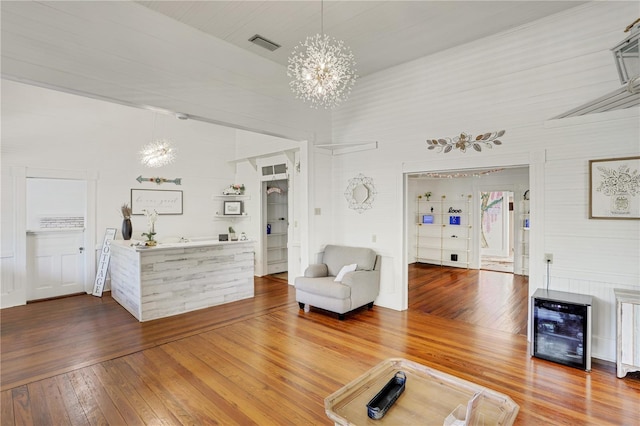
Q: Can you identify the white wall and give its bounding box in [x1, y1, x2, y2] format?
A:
[325, 2, 640, 361]
[26, 179, 86, 230]
[1, 80, 241, 307]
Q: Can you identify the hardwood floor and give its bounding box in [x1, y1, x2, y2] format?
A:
[409, 263, 529, 335]
[1, 269, 639, 425]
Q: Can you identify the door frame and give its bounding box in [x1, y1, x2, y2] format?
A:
[401, 150, 545, 324]
[478, 189, 515, 259]
[260, 178, 290, 277]
[15, 167, 97, 303]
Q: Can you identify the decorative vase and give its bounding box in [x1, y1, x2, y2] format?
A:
[122, 218, 132, 240]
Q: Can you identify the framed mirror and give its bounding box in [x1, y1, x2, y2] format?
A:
[345, 174, 377, 213]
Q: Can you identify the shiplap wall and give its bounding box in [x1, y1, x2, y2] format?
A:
[326, 2, 639, 360]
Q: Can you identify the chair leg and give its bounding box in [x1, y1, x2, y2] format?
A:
[338, 313, 345, 320]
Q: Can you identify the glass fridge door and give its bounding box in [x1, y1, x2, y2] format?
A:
[533, 299, 588, 369]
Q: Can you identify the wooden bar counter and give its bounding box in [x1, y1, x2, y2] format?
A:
[109, 239, 254, 321]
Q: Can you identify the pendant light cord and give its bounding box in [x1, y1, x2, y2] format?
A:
[321, 0, 324, 35]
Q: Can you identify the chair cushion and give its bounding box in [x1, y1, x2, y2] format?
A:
[294, 276, 351, 299]
[323, 245, 377, 276]
[334, 263, 357, 282]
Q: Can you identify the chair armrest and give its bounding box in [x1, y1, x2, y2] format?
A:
[304, 263, 328, 278]
[341, 270, 381, 308]
[341, 270, 379, 288]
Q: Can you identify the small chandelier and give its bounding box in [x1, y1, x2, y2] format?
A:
[287, 1, 357, 108]
[140, 139, 176, 168]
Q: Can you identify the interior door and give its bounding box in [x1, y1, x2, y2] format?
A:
[27, 230, 85, 300]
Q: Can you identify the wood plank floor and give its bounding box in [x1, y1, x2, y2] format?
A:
[409, 263, 529, 335]
[2, 267, 639, 425]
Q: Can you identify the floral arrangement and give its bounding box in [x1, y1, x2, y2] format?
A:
[223, 184, 245, 195]
[141, 209, 158, 243]
[120, 203, 132, 219]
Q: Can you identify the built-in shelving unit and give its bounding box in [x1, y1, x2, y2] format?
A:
[415, 194, 472, 268]
[265, 182, 288, 274]
[213, 194, 250, 221]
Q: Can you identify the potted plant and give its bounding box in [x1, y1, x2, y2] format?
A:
[228, 226, 237, 241]
[141, 209, 158, 246]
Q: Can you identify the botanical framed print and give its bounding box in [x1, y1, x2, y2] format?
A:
[589, 156, 640, 219]
[224, 201, 242, 215]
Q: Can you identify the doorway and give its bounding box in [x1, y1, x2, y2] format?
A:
[406, 167, 530, 335]
[479, 191, 514, 273]
[263, 179, 289, 279]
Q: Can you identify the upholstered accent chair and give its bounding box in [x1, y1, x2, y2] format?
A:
[294, 245, 381, 320]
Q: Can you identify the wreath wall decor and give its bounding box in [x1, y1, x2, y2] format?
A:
[426, 130, 505, 153]
[345, 174, 377, 213]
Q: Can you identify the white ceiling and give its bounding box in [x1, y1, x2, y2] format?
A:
[136, 0, 584, 77]
[1, 1, 586, 140]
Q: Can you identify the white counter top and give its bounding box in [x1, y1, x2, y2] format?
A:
[111, 239, 254, 252]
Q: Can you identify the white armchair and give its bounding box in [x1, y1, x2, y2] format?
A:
[294, 245, 381, 320]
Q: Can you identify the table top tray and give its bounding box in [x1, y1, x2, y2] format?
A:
[325, 358, 519, 426]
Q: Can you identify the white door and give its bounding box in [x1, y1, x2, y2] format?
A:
[27, 230, 85, 300]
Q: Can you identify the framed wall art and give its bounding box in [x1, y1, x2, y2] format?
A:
[589, 156, 640, 219]
[224, 201, 242, 215]
[131, 189, 183, 215]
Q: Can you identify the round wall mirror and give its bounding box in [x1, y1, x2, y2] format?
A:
[345, 174, 377, 213]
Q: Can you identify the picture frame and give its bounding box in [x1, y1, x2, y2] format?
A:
[589, 156, 640, 219]
[131, 189, 183, 215]
[224, 200, 242, 215]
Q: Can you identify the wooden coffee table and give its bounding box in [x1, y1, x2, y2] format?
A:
[325, 358, 519, 425]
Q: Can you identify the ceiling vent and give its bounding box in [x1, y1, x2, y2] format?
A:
[249, 34, 281, 52]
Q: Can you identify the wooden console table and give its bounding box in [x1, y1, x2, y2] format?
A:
[614, 288, 640, 378]
[325, 358, 519, 425]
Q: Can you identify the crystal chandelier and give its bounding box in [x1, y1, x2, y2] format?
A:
[140, 139, 176, 168]
[287, 1, 357, 109]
